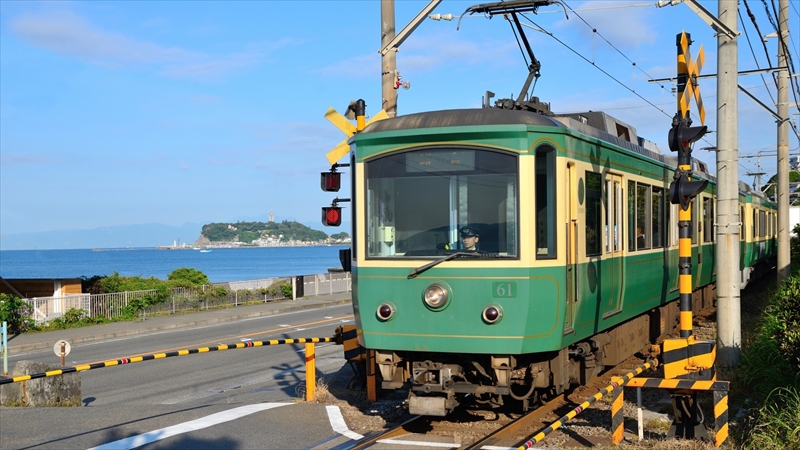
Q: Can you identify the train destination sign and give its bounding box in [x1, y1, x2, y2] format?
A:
[406, 150, 475, 173]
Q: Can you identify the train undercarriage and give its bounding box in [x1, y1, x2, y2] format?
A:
[373, 286, 716, 416]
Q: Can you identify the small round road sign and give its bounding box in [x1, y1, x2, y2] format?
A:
[53, 340, 71, 357]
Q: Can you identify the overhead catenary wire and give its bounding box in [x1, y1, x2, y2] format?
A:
[740, 0, 777, 105]
[513, 15, 673, 121]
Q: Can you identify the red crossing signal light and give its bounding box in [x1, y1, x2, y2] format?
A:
[321, 171, 341, 192]
[322, 206, 342, 227]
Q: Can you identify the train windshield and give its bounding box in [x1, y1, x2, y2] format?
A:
[365, 148, 518, 258]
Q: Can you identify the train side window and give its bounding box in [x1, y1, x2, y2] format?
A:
[759, 210, 766, 238]
[753, 210, 757, 239]
[535, 147, 556, 259]
[627, 181, 636, 251]
[691, 197, 698, 245]
[636, 183, 651, 250]
[585, 171, 602, 256]
[703, 197, 713, 243]
[740, 205, 745, 241]
[652, 187, 665, 248]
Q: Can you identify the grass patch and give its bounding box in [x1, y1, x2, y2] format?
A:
[731, 270, 800, 450]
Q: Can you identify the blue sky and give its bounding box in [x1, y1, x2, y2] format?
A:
[1, 0, 798, 236]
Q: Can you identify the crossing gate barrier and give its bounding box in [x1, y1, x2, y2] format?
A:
[0, 336, 337, 402]
[611, 377, 729, 447]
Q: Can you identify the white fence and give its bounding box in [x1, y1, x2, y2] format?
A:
[20, 273, 351, 324]
[299, 272, 352, 296]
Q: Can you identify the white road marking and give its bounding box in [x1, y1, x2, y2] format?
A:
[295, 328, 307, 331]
[88, 402, 291, 450]
[379, 439, 459, 447]
[325, 405, 363, 440]
[240, 338, 252, 342]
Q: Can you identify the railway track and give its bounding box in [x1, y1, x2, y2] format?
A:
[462, 394, 566, 449]
[339, 352, 663, 449]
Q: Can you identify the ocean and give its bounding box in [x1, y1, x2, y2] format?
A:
[0, 246, 349, 283]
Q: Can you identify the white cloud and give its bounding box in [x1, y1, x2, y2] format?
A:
[8, 10, 270, 81]
[554, 1, 657, 48]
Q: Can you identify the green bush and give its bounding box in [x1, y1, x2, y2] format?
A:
[167, 268, 210, 288]
[37, 308, 111, 331]
[0, 293, 34, 333]
[765, 276, 800, 370]
[280, 283, 293, 298]
[792, 224, 800, 267]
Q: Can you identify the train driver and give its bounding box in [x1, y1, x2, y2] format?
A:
[636, 225, 646, 249]
[460, 226, 480, 251]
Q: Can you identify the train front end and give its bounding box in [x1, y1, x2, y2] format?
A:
[347, 109, 574, 415]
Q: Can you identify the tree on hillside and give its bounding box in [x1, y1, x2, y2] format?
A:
[763, 171, 800, 202]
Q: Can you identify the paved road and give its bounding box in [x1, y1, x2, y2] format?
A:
[0, 294, 367, 449]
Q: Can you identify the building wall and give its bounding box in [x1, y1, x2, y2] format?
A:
[0, 279, 82, 298]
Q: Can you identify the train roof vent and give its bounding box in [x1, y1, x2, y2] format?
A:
[555, 111, 638, 144]
[637, 137, 662, 154]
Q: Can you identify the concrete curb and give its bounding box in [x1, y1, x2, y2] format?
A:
[8, 298, 352, 355]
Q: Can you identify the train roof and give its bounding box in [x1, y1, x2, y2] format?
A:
[362, 108, 564, 132]
[361, 107, 723, 183]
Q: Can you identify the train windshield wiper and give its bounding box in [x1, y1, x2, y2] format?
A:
[407, 252, 505, 279]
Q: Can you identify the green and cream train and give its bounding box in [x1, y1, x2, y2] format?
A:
[341, 106, 776, 416]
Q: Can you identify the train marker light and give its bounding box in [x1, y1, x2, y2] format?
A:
[377, 303, 395, 321]
[482, 305, 502, 324]
[669, 172, 708, 211]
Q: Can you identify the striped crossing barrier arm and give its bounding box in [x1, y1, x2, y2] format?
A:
[516, 360, 655, 449]
[0, 337, 335, 385]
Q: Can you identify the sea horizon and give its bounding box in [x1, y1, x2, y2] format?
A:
[0, 246, 350, 283]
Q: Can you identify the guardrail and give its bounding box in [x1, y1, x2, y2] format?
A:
[17, 272, 351, 324]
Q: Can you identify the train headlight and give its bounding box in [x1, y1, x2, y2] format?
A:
[482, 305, 503, 324]
[377, 302, 396, 321]
[423, 283, 449, 309]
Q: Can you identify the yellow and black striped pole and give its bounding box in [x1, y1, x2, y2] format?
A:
[713, 388, 729, 447]
[0, 337, 335, 385]
[664, 31, 713, 381]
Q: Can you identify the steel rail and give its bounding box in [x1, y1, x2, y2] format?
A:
[346, 415, 425, 449]
[0, 336, 335, 385]
[462, 393, 566, 450]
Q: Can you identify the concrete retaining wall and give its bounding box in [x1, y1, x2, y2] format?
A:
[0, 360, 81, 406]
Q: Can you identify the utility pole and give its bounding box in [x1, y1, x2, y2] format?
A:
[381, 0, 398, 118]
[715, 0, 741, 368]
[776, 0, 791, 285]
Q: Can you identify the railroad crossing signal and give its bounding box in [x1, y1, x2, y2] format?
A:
[669, 172, 709, 211]
[668, 115, 708, 163]
[321, 206, 342, 227]
[324, 100, 388, 165]
[677, 31, 705, 125]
